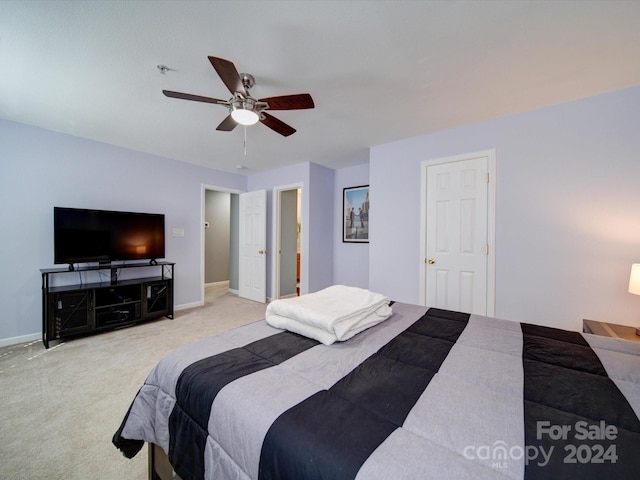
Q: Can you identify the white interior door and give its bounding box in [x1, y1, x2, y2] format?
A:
[239, 190, 267, 303]
[425, 156, 489, 314]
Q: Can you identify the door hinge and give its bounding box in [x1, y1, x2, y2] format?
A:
[486, 244, 489, 255]
[487, 172, 490, 183]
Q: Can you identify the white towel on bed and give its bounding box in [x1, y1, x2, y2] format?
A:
[265, 285, 392, 345]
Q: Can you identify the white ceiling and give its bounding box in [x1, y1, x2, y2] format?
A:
[2, 1, 640, 174]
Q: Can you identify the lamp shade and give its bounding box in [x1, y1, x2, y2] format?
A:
[628, 264, 640, 295]
[230, 98, 259, 126]
[231, 108, 259, 126]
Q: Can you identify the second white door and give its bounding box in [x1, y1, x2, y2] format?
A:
[239, 190, 267, 303]
[425, 155, 489, 314]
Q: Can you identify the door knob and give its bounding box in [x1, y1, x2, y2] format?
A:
[427, 258, 436, 264]
[259, 250, 266, 254]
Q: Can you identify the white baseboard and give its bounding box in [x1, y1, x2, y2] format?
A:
[0, 300, 214, 347]
[175, 301, 203, 311]
[205, 280, 229, 288]
[0, 332, 41, 348]
[228, 288, 239, 296]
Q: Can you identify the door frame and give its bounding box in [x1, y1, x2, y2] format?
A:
[418, 149, 496, 315]
[272, 183, 304, 300]
[200, 184, 243, 307]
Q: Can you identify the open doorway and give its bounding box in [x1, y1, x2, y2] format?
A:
[275, 186, 302, 299]
[202, 186, 241, 306]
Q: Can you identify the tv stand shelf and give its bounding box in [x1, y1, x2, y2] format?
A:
[41, 262, 174, 348]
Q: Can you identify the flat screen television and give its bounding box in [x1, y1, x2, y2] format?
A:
[54, 207, 165, 266]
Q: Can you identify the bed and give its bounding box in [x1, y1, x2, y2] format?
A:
[113, 295, 640, 479]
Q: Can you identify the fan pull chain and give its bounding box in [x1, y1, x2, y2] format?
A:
[243, 126, 247, 156]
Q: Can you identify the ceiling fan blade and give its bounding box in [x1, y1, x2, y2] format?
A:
[162, 90, 226, 104]
[216, 114, 237, 132]
[260, 112, 297, 137]
[259, 93, 314, 110]
[208, 56, 245, 95]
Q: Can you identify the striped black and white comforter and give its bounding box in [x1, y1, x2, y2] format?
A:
[114, 303, 640, 479]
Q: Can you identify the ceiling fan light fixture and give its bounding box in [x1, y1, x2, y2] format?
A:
[163, 56, 313, 136]
[230, 98, 259, 126]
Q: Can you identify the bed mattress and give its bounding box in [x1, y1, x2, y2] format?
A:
[114, 302, 640, 479]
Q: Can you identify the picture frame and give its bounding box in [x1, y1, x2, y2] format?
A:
[343, 185, 369, 243]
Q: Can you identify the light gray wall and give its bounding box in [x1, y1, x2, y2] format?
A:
[307, 163, 335, 293]
[370, 85, 640, 332]
[204, 190, 230, 284]
[5, 85, 638, 343]
[248, 162, 307, 299]
[333, 161, 370, 289]
[247, 161, 334, 299]
[0, 119, 246, 342]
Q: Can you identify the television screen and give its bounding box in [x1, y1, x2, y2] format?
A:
[54, 207, 165, 265]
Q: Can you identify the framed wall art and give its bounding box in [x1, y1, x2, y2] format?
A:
[343, 185, 369, 243]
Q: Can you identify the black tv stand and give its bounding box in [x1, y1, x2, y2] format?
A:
[41, 261, 175, 348]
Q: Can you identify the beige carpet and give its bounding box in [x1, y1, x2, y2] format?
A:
[0, 286, 267, 480]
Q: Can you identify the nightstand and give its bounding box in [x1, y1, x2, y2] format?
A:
[583, 319, 640, 343]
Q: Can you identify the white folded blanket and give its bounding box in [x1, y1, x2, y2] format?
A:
[265, 285, 392, 345]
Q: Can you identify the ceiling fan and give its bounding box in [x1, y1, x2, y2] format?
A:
[162, 56, 314, 137]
